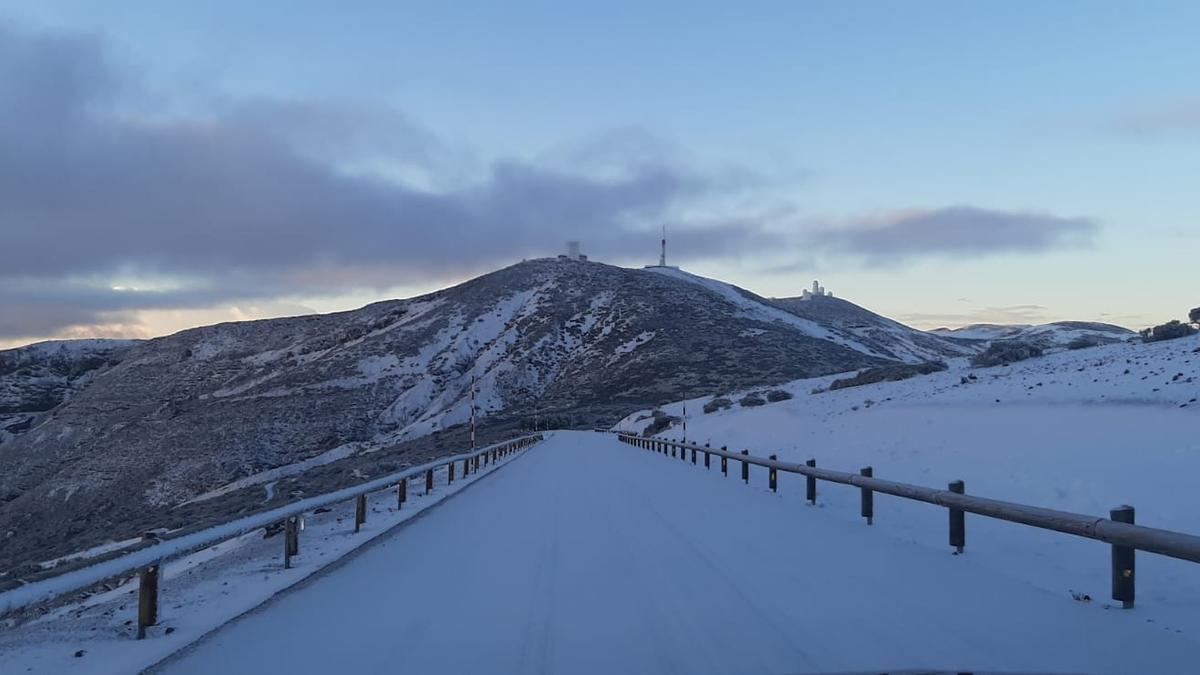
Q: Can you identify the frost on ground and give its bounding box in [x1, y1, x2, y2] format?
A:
[0, 453, 524, 675]
[619, 333, 1200, 635]
[157, 432, 1195, 675]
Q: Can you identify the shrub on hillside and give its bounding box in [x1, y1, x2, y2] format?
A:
[1190, 307, 1200, 326]
[703, 397, 732, 414]
[969, 342, 1042, 368]
[738, 393, 766, 407]
[641, 409, 679, 437]
[1067, 337, 1099, 350]
[765, 389, 793, 402]
[829, 361, 948, 391]
[1140, 320, 1198, 343]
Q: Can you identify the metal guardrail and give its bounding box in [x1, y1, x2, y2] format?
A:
[618, 433, 1200, 608]
[0, 433, 543, 634]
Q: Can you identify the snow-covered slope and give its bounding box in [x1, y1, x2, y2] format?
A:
[1, 259, 903, 574]
[931, 320, 1135, 348]
[770, 293, 979, 362]
[648, 266, 974, 363]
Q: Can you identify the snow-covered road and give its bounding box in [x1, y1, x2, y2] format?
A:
[158, 431, 1198, 674]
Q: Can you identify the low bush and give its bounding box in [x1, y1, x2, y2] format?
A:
[1140, 320, 1198, 343]
[829, 361, 948, 390]
[969, 342, 1042, 368]
[641, 410, 679, 437]
[1067, 337, 1099, 350]
[765, 389, 793, 402]
[739, 394, 766, 407]
[703, 397, 732, 414]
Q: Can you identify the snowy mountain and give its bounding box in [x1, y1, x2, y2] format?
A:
[0, 258, 971, 573]
[0, 340, 140, 446]
[929, 320, 1135, 348]
[647, 268, 977, 363]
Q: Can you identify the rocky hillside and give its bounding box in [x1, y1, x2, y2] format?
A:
[768, 293, 978, 363]
[0, 259, 972, 572]
[0, 340, 139, 446]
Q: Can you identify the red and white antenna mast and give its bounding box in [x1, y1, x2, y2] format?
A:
[659, 224, 667, 267]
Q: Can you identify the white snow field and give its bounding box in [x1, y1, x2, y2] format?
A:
[153, 431, 1199, 675]
[618, 334, 1200, 638]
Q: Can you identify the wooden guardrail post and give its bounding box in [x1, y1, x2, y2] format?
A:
[691, 446, 696, 464]
[284, 516, 299, 568]
[805, 459, 817, 504]
[136, 563, 159, 639]
[463, 458, 469, 477]
[355, 494, 367, 532]
[949, 480, 965, 554]
[704, 443, 711, 469]
[860, 467, 874, 525]
[398, 479, 407, 508]
[426, 468, 434, 494]
[768, 455, 778, 492]
[741, 450, 750, 483]
[721, 447, 728, 476]
[1112, 505, 1135, 608]
[449, 461, 455, 484]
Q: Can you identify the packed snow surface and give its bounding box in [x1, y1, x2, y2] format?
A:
[153, 431, 1198, 675]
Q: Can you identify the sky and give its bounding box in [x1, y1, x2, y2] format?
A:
[1, 1, 1197, 348]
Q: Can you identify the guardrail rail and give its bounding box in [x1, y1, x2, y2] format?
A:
[618, 433, 1200, 609]
[0, 433, 543, 637]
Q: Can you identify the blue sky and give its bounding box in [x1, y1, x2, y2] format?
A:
[1, 1, 1197, 346]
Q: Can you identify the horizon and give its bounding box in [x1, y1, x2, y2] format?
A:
[1, 2, 1197, 348]
[0, 254, 1158, 350]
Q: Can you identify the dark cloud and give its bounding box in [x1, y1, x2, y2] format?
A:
[810, 206, 1095, 263]
[0, 23, 777, 339]
[0, 279, 276, 338]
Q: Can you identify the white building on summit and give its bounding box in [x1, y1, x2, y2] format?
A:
[801, 280, 832, 299]
[558, 241, 588, 261]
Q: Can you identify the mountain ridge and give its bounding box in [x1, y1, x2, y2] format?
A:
[0, 259, 904, 571]
[0, 258, 1096, 573]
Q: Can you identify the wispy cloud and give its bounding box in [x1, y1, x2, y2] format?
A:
[896, 304, 1054, 330]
